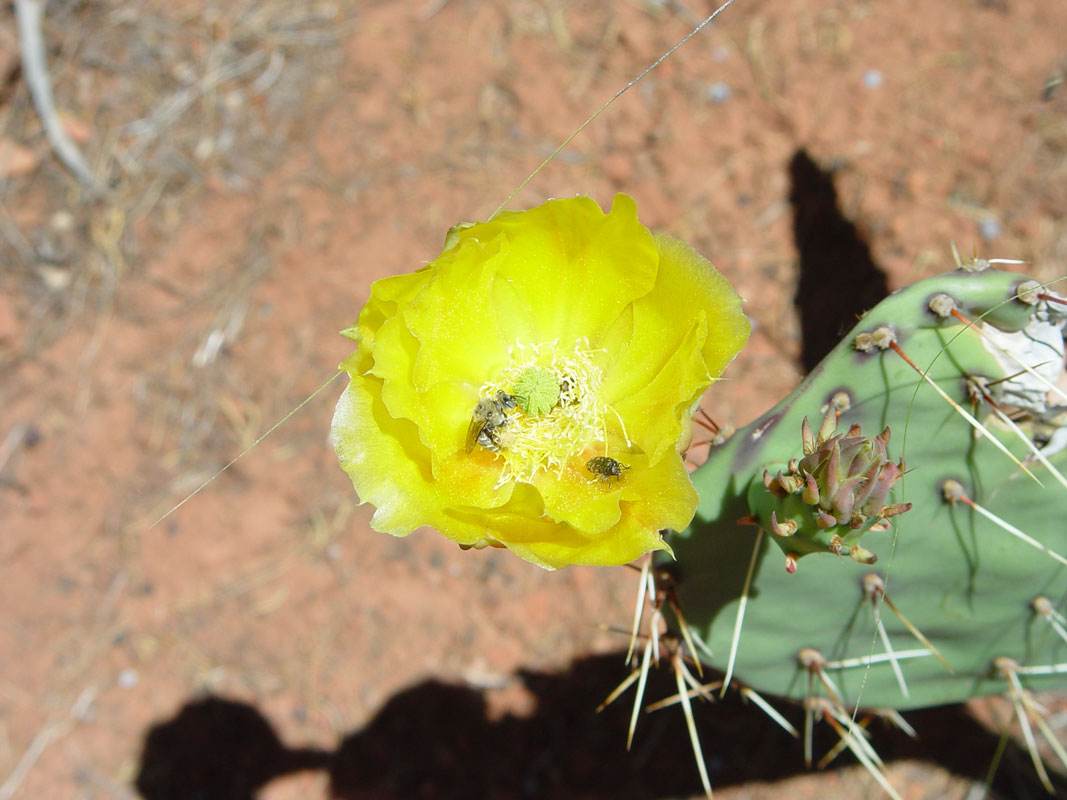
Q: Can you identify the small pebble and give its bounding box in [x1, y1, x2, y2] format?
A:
[194, 136, 214, 161]
[118, 668, 139, 689]
[223, 90, 244, 111]
[23, 425, 41, 447]
[707, 81, 732, 104]
[50, 211, 75, 232]
[979, 217, 1001, 242]
[862, 69, 884, 90]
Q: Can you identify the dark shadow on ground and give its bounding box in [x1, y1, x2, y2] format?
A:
[133, 695, 332, 800]
[135, 653, 1066, 800]
[789, 149, 891, 373]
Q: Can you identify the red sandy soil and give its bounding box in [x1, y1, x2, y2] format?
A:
[1, 1, 1066, 798]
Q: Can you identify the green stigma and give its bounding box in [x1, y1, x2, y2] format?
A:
[514, 367, 561, 416]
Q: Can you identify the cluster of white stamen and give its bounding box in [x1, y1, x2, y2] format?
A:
[477, 339, 613, 484]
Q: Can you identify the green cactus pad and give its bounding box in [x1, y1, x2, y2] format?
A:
[666, 268, 1067, 710]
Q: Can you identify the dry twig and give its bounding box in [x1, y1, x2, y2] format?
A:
[14, 0, 99, 189]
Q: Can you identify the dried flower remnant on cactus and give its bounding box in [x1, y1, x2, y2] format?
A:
[331, 194, 750, 569]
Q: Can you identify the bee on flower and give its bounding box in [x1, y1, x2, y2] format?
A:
[331, 194, 749, 569]
[465, 390, 518, 454]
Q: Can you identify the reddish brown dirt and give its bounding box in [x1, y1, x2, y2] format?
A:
[2, 1, 1067, 798]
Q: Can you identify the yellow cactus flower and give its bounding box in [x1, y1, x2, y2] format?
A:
[331, 194, 749, 569]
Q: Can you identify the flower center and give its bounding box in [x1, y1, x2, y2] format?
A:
[476, 340, 623, 483]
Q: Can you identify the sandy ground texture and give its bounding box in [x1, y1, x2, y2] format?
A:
[2, 0, 1067, 798]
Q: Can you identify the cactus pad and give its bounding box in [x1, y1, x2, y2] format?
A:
[666, 268, 1067, 711]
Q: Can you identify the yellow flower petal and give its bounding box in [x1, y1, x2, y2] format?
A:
[332, 367, 436, 535]
[602, 233, 750, 462]
[656, 232, 751, 378]
[333, 365, 515, 539]
[405, 236, 512, 389]
[349, 270, 432, 375]
[450, 194, 659, 346]
[506, 455, 695, 569]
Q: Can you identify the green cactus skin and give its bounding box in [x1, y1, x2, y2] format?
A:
[666, 268, 1067, 711]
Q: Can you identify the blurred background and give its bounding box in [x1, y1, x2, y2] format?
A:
[1, 0, 1066, 797]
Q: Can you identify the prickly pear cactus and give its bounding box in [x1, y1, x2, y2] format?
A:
[667, 266, 1067, 711]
